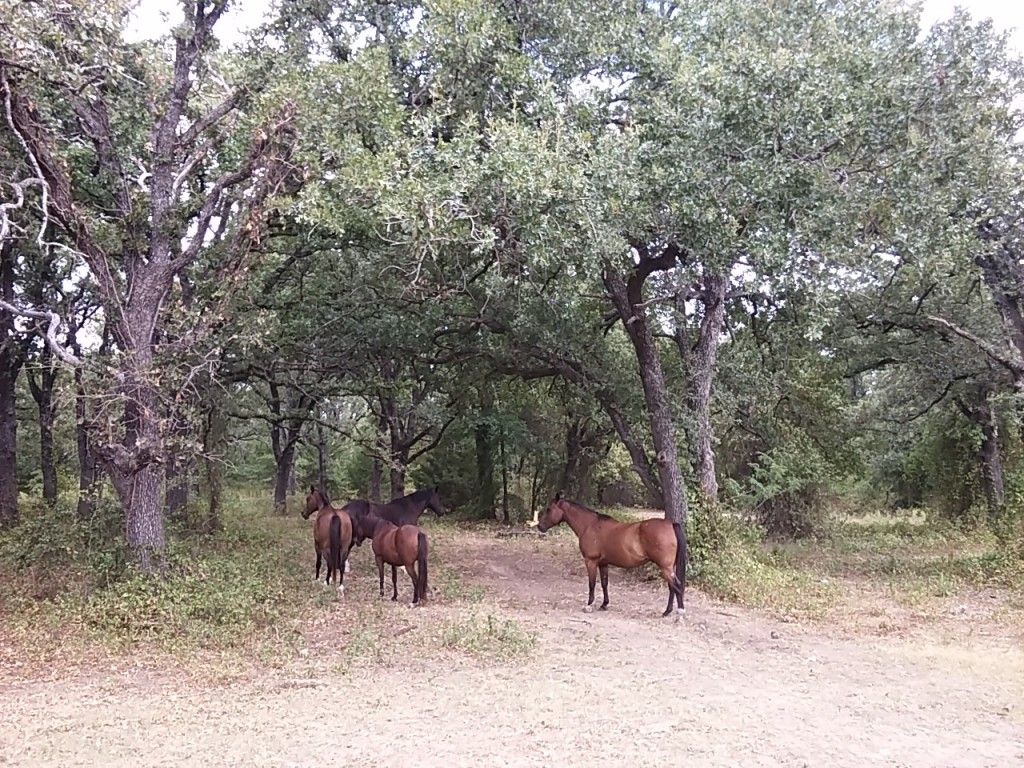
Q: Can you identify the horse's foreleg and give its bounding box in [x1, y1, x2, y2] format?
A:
[314, 550, 322, 582]
[392, 565, 400, 602]
[599, 564, 610, 610]
[377, 556, 385, 598]
[584, 560, 598, 613]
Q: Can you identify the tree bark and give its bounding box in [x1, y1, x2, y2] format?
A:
[26, 349, 59, 504]
[688, 272, 728, 503]
[957, 392, 1005, 521]
[0, 357, 17, 527]
[500, 434, 510, 523]
[103, 352, 166, 572]
[603, 248, 690, 527]
[273, 441, 297, 514]
[0, 242, 23, 526]
[72, 339, 95, 518]
[389, 441, 407, 499]
[474, 387, 497, 518]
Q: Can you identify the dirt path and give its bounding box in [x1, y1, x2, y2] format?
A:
[2, 529, 1022, 767]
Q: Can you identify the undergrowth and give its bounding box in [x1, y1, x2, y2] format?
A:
[0, 495, 314, 655]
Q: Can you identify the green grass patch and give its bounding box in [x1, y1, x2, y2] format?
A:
[440, 611, 536, 660]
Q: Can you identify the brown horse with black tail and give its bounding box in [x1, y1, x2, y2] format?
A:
[536, 493, 687, 617]
[350, 511, 429, 605]
[302, 487, 353, 590]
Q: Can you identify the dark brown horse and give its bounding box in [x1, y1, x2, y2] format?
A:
[343, 486, 447, 527]
[536, 494, 686, 617]
[351, 511, 429, 605]
[302, 487, 353, 590]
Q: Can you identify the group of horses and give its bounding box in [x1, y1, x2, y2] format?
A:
[302, 486, 687, 616]
[302, 486, 445, 605]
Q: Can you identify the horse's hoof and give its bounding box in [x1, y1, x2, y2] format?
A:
[583, 605, 594, 614]
[344, 561, 351, 573]
[599, 604, 608, 611]
[338, 584, 345, 596]
[675, 607, 685, 622]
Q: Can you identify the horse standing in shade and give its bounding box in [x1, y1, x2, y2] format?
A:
[350, 511, 430, 605]
[302, 487, 353, 590]
[536, 493, 687, 617]
[343, 486, 447, 527]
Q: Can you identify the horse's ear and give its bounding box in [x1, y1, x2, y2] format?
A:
[310, 485, 316, 493]
[555, 491, 563, 502]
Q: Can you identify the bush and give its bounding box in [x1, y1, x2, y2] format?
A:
[740, 433, 834, 538]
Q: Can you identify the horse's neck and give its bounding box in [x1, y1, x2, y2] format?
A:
[561, 503, 598, 538]
[397, 495, 426, 519]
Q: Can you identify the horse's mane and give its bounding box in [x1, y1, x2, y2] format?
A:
[562, 497, 614, 520]
[404, 486, 434, 502]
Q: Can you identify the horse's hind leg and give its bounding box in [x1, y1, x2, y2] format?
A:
[660, 565, 677, 616]
[377, 556, 385, 598]
[405, 564, 418, 604]
[583, 559, 598, 613]
[391, 565, 399, 601]
[599, 564, 610, 610]
[315, 550, 322, 582]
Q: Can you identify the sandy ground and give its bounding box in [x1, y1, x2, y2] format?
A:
[1, 528, 1022, 767]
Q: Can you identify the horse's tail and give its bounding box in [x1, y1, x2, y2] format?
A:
[673, 521, 687, 610]
[416, 531, 429, 602]
[329, 514, 342, 585]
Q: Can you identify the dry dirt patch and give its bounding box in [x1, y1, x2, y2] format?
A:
[1, 526, 1022, 767]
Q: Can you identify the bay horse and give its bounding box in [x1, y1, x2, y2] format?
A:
[302, 487, 353, 590]
[350, 511, 429, 605]
[536, 493, 687, 617]
[342, 486, 447, 527]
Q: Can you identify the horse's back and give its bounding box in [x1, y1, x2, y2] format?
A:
[586, 517, 675, 568]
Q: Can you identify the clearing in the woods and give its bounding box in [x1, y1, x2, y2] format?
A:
[1, 516, 1022, 768]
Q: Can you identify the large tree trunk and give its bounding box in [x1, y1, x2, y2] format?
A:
[604, 252, 690, 527]
[27, 350, 59, 504]
[0, 243, 21, 526]
[474, 388, 497, 518]
[73, 348, 96, 518]
[273, 441, 297, 515]
[105, 370, 166, 573]
[500, 435, 510, 524]
[956, 391, 1006, 522]
[688, 272, 728, 503]
[389, 441, 407, 499]
[0, 358, 17, 527]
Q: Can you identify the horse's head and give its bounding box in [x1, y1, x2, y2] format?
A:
[302, 487, 324, 520]
[426, 486, 447, 516]
[536, 492, 566, 532]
